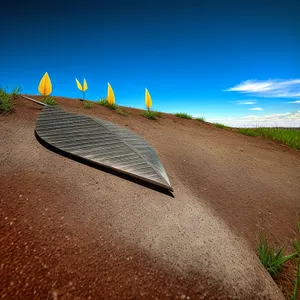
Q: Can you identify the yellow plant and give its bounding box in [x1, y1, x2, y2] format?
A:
[38, 72, 52, 97]
[107, 82, 115, 106]
[75, 78, 88, 100]
[145, 88, 152, 112]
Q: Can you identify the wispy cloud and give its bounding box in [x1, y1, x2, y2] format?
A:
[206, 111, 300, 128]
[286, 100, 300, 104]
[237, 100, 257, 105]
[224, 79, 300, 98]
[241, 112, 293, 119]
[250, 107, 263, 111]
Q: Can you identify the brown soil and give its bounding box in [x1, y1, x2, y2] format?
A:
[0, 95, 299, 299]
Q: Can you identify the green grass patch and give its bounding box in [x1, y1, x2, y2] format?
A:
[239, 128, 261, 137]
[142, 110, 160, 120]
[258, 223, 300, 300]
[0, 87, 13, 112]
[239, 127, 300, 150]
[97, 98, 109, 107]
[195, 116, 205, 122]
[173, 112, 193, 119]
[213, 123, 231, 130]
[291, 223, 300, 300]
[83, 101, 93, 109]
[0, 85, 23, 112]
[97, 98, 126, 115]
[292, 259, 300, 300]
[97, 98, 117, 110]
[258, 234, 296, 278]
[42, 96, 57, 106]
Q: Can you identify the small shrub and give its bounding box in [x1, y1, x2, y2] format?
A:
[0, 87, 13, 112]
[142, 111, 159, 120]
[83, 101, 93, 109]
[43, 96, 57, 106]
[173, 112, 193, 119]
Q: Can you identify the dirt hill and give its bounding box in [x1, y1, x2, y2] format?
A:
[1, 95, 299, 299]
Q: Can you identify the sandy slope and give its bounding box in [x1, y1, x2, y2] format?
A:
[1, 96, 299, 299]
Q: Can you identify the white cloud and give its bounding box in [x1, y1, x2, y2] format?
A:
[237, 100, 257, 105]
[224, 79, 300, 98]
[241, 112, 293, 119]
[205, 111, 300, 128]
[286, 100, 300, 104]
[250, 107, 263, 111]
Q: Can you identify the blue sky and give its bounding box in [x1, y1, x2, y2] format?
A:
[1, 0, 300, 127]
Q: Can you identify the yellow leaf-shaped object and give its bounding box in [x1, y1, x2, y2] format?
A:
[38, 72, 52, 96]
[145, 88, 152, 111]
[75, 78, 83, 91]
[83, 78, 88, 92]
[107, 82, 115, 105]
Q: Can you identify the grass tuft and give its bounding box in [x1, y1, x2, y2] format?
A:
[83, 101, 93, 109]
[258, 223, 300, 299]
[195, 116, 205, 122]
[97, 98, 126, 115]
[0, 87, 13, 112]
[142, 110, 159, 120]
[42, 96, 57, 106]
[258, 234, 296, 278]
[292, 241, 300, 300]
[173, 112, 193, 119]
[11, 85, 22, 99]
[97, 98, 117, 109]
[239, 127, 300, 150]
